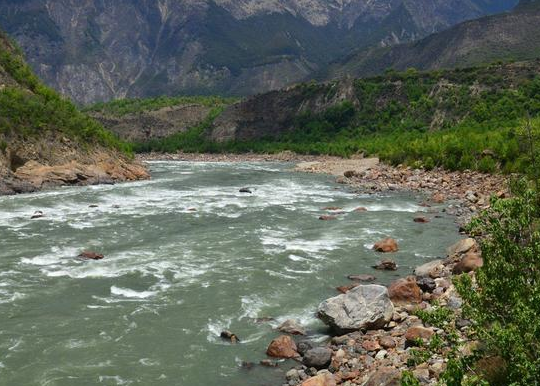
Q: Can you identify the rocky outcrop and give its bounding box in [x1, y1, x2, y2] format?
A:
[0, 134, 149, 195]
[90, 104, 212, 142]
[317, 285, 394, 333]
[266, 335, 299, 358]
[373, 238, 399, 253]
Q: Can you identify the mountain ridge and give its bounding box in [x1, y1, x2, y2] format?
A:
[0, 0, 518, 104]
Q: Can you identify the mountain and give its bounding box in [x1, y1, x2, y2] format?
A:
[0, 0, 518, 104]
[326, 0, 540, 78]
[0, 30, 148, 195]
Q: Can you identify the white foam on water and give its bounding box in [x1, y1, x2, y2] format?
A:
[206, 317, 233, 344]
[365, 202, 421, 213]
[288, 254, 308, 262]
[138, 358, 159, 367]
[110, 286, 157, 299]
[98, 375, 132, 385]
[239, 294, 267, 320]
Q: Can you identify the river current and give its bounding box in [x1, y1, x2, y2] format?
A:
[0, 161, 461, 386]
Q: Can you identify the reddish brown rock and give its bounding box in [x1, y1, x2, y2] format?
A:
[413, 217, 430, 223]
[373, 259, 398, 271]
[373, 238, 398, 253]
[336, 283, 360, 294]
[301, 373, 337, 386]
[78, 251, 104, 260]
[388, 277, 422, 305]
[405, 326, 435, 344]
[431, 193, 446, 203]
[354, 207, 368, 212]
[453, 251, 484, 274]
[266, 335, 299, 358]
[322, 206, 342, 211]
[379, 336, 396, 349]
[362, 339, 381, 352]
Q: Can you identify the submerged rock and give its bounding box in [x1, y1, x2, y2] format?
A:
[317, 285, 394, 333]
[78, 251, 104, 260]
[414, 216, 430, 223]
[239, 187, 253, 194]
[348, 274, 376, 282]
[30, 210, 44, 219]
[373, 259, 398, 271]
[220, 330, 240, 344]
[319, 215, 337, 221]
[373, 238, 398, 253]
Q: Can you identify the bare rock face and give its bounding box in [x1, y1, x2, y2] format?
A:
[453, 251, 484, 274]
[317, 285, 394, 333]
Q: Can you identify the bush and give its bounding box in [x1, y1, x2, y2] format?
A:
[455, 180, 540, 385]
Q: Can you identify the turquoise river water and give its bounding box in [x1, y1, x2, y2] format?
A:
[0, 161, 462, 386]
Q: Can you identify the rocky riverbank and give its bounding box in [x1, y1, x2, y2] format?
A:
[262, 236, 483, 386]
[256, 158, 501, 386]
[0, 136, 150, 195]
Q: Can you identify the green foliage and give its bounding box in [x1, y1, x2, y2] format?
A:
[85, 95, 237, 117]
[0, 33, 131, 154]
[415, 303, 455, 329]
[401, 371, 421, 386]
[455, 183, 540, 386]
[407, 348, 432, 367]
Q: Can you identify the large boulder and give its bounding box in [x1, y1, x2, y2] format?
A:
[317, 285, 394, 333]
[388, 277, 422, 305]
[266, 335, 299, 358]
[447, 238, 477, 257]
[303, 347, 333, 369]
[278, 319, 306, 335]
[414, 260, 444, 278]
[373, 238, 399, 253]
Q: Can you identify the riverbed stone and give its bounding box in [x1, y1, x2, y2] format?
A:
[373, 259, 398, 271]
[78, 251, 104, 260]
[414, 260, 444, 278]
[303, 347, 333, 369]
[348, 274, 376, 282]
[447, 238, 477, 257]
[364, 366, 401, 386]
[301, 372, 336, 386]
[373, 238, 399, 253]
[405, 326, 435, 345]
[388, 277, 422, 305]
[317, 285, 394, 333]
[278, 319, 306, 336]
[266, 335, 299, 358]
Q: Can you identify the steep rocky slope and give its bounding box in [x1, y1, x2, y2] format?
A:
[209, 60, 540, 142]
[0, 31, 149, 195]
[0, 0, 517, 104]
[327, 0, 540, 78]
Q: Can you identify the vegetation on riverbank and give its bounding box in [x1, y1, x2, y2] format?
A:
[0, 31, 131, 154]
[84, 95, 236, 117]
[133, 64, 540, 175]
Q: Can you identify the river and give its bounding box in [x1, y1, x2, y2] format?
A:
[0, 161, 461, 386]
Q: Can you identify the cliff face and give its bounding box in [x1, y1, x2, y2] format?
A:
[0, 0, 517, 104]
[0, 31, 149, 195]
[327, 0, 540, 79]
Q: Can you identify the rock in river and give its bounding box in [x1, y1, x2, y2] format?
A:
[78, 251, 104, 260]
[278, 319, 306, 335]
[373, 259, 398, 271]
[239, 187, 253, 194]
[220, 330, 240, 343]
[373, 238, 399, 253]
[266, 335, 299, 358]
[317, 285, 394, 333]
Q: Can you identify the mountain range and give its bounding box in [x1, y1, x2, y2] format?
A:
[0, 0, 518, 104]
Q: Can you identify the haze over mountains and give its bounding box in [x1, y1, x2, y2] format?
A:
[0, 0, 518, 104]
